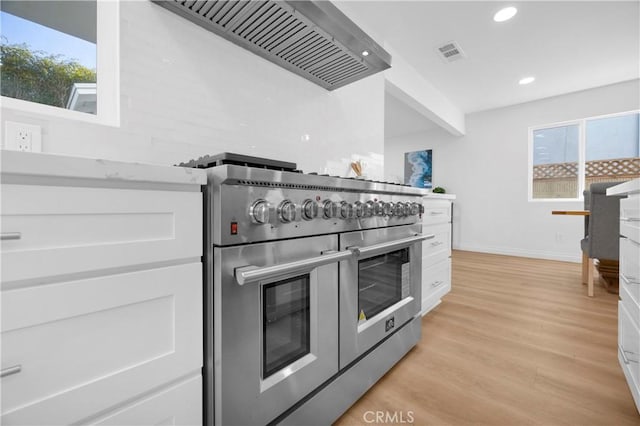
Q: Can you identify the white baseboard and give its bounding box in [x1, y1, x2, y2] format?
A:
[454, 244, 581, 263]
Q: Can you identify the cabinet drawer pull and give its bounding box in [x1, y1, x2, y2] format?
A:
[430, 241, 444, 247]
[1, 365, 22, 378]
[0, 232, 22, 241]
[429, 211, 445, 216]
[431, 280, 444, 288]
[622, 274, 640, 285]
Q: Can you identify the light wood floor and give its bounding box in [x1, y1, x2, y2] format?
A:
[335, 250, 639, 426]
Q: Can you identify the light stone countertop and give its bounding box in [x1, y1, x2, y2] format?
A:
[0, 150, 207, 186]
[423, 192, 456, 200]
[606, 178, 640, 196]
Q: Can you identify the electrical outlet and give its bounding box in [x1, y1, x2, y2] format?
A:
[17, 129, 32, 151]
[4, 121, 42, 152]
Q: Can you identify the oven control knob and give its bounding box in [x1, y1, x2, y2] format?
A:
[301, 199, 318, 220]
[354, 201, 364, 218]
[339, 202, 353, 219]
[382, 202, 392, 216]
[409, 202, 420, 216]
[322, 199, 337, 219]
[364, 201, 374, 217]
[278, 200, 296, 223]
[249, 199, 270, 224]
[394, 202, 406, 216]
[372, 201, 383, 216]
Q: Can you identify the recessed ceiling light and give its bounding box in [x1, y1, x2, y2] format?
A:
[494, 7, 517, 22]
[519, 76, 535, 85]
[362, 50, 369, 56]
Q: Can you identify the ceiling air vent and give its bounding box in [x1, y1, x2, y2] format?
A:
[436, 40, 466, 63]
[153, 0, 392, 90]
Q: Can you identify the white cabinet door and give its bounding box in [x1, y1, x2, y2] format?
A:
[421, 199, 452, 315]
[421, 259, 452, 315]
[422, 223, 451, 267]
[619, 301, 640, 410]
[1, 184, 202, 283]
[91, 374, 202, 426]
[1, 263, 202, 425]
[621, 195, 640, 243]
[422, 200, 451, 226]
[621, 237, 640, 318]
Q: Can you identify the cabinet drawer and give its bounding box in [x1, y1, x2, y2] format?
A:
[422, 223, 451, 267]
[621, 237, 640, 310]
[621, 284, 640, 331]
[91, 374, 202, 426]
[621, 195, 640, 243]
[619, 301, 640, 393]
[621, 273, 640, 321]
[621, 221, 640, 245]
[1, 184, 202, 283]
[621, 195, 640, 221]
[422, 258, 451, 304]
[0, 263, 202, 425]
[422, 200, 451, 226]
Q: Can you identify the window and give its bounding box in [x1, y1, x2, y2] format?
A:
[0, 1, 119, 125]
[529, 111, 640, 200]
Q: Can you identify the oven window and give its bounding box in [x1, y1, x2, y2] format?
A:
[358, 248, 409, 321]
[262, 275, 311, 378]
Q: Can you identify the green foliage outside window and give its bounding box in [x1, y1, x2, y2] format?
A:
[0, 37, 96, 109]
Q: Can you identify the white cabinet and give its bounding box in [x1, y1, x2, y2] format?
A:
[90, 375, 202, 426]
[0, 151, 207, 425]
[1, 184, 202, 282]
[421, 195, 455, 315]
[608, 179, 640, 414]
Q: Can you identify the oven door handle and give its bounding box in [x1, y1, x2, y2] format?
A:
[351, 233, 434, 258]
[235, 249, 355, 285]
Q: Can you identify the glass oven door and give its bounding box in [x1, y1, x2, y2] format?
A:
[339, 224, 424, 369]
[262, 275, 310, 378]
[213, 235, 341, 426]
[358, 248, 409, 322]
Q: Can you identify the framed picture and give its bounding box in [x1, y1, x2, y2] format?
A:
[404, 150, 433, 189]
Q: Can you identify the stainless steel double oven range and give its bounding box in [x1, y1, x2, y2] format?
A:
[185, 154, 432, 425]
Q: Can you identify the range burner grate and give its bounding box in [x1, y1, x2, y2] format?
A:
[179, 152, 299, 172]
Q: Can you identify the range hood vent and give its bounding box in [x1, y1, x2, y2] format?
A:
[154, 0, 392, 90]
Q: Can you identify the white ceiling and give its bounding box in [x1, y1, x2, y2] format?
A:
[336, 1, 640, 137]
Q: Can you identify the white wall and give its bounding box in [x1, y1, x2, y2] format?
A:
[384, 52, 465, 136]
[386, 79, 640, 262]
[0, 1, 385, 179]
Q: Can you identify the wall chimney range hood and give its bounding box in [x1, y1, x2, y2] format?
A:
[153, 0, 392, 90]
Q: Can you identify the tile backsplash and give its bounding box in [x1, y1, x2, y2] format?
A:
[1, 1, 385, 180]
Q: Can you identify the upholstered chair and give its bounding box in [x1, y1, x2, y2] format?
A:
[581, 181, 626, 296]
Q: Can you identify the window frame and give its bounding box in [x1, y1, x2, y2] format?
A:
[0, 0, 120, 127]
[528, 110, 639, 202]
